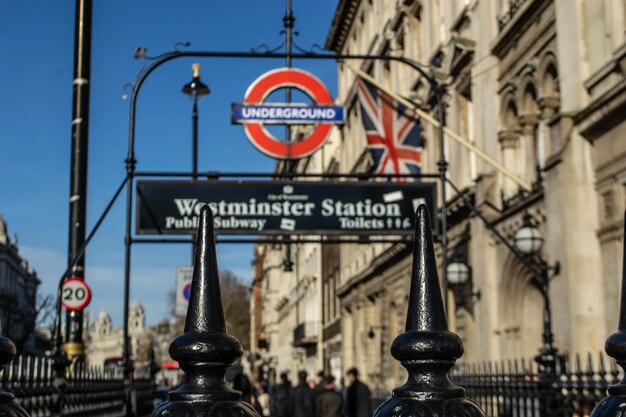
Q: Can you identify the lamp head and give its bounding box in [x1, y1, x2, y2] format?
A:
[447, 261, 470, 285]
[514, 212, 544, 256]
[182, 63, 210, 97]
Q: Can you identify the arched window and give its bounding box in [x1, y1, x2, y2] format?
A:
[519, 81, 541, 184]
[499, 97, 522, 196]
[498, 253, 543, 359]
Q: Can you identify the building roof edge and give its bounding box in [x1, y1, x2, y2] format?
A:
[325, 0, 360, 52]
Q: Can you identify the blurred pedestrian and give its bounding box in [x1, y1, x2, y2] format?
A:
[153, 379, 169, 409]
[315, 375, 343, 417]
[345, 368, 371, 417]
[292, 370, 315, 417]
[270, 372, 292, 417]
[233, 372, 252, 403]
[314, 370, 325, 394]
[255, 383, 271, 416]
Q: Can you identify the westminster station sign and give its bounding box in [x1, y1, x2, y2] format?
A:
[136, 181, 436, 236]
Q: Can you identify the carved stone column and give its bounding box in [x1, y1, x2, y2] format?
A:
[519, 113, 540, 183]
[498, 129, 521, 196]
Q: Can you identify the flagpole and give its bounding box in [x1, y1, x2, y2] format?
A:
[345, 64, 532, 191]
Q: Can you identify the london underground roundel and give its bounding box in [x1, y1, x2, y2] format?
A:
[231, 68, 344, 160]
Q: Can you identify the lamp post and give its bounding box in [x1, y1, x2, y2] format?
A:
[513, 212, 560, 417]
[367, 325, 386, 395]
[181, 63, 210, 180]
[182, 64, 210, 263]
[513, 212, 559, 368]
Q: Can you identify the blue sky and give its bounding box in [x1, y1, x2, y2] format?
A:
[0, 1, 338, 327]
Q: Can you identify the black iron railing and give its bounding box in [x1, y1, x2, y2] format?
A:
[452, 353, 622, 417]
[0, 354, 155, 417]
[501, 179, 543, 212]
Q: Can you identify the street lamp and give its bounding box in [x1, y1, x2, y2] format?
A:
[283, 243, 294, 272]
[446, 261, 470, 286]
[514, 212, 544, 255]
[513, 212, 560, 370]
[367, 325, 386, 396]
[182, 63, 210, 180]
[446, 261, 480, 309]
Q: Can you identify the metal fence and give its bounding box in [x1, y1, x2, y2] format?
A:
[0, 354, 155, 417]
[451, 353, 622, 417]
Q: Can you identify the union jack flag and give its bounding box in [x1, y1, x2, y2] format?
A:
[356, 78, 422, 177]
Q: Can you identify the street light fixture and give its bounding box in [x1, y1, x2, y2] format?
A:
[446, 261, 470, 286]
[446, 260, 480, 309]
[514, 212, 545, 255]
[182, 63, 210, 180]
[512, 212, 560, 377]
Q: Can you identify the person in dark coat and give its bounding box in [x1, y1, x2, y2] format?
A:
[315, 375, 343, 417]
[313, 370, 325, 394]
[345, 368, 372, 417]
[270, 372, 292, 417]
[233, 372, 252, 403]
[292, 370, 315, 417]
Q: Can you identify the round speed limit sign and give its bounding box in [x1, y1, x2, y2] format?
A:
[61, 277, 92, 311]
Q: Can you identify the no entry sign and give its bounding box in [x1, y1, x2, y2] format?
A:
[61, 277, 92, 311]
[175, 266, 193, 317]
[232, 68, 344, 159]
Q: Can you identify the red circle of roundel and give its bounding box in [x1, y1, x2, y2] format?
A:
[243, 68, 334, 159]
[61, 277, 92, 312]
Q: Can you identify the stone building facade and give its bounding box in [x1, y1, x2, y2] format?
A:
[0, 215, 41, 353]
[252, 0, 626, 393]
[85, 300, 152, 368]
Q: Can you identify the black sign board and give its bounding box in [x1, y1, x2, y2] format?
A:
[136, 180, 436, 236]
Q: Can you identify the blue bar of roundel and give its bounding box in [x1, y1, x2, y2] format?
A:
[231, 103, 345, 124]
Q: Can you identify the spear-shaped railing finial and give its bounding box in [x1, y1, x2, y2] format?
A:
[0, 330, 30, 415]
[152, 206, 260, 417]
[591, 211, 626, 417]
[375, 205, 484, 417]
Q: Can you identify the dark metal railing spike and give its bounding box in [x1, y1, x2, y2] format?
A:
[374, 205, 484, 417]
[590, 212, 626, 416]
[0, 334, 30, 415]
[152, 206, 259, 417]
[599, 351, 607, 373]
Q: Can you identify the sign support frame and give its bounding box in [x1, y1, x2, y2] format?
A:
[52, 47, 455, 405]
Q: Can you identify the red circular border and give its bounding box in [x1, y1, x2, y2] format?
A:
[61, 277, 92, 312]
[243, 68, 334, 159]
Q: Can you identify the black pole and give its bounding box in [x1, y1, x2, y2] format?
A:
[192, 96, 199, 180]
[536, 263, 558, 417]
[433, 81, 449, 313]
[64, 0, 92, 359]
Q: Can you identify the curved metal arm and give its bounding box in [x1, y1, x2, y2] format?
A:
[125, 50, 441, 164]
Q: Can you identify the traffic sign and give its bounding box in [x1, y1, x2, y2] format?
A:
[233, 68, 343, 159]
[175, 266, 193, 316]
[61, 277, 92, 311]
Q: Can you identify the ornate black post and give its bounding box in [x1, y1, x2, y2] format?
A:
[152, 206, 260, 417]
[590, 212, 626, 417]
[535, 264, 559, 417]
[374, 205, 484, 417]
[0, 335, 30, 416]
[65, 0, 93, 359]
